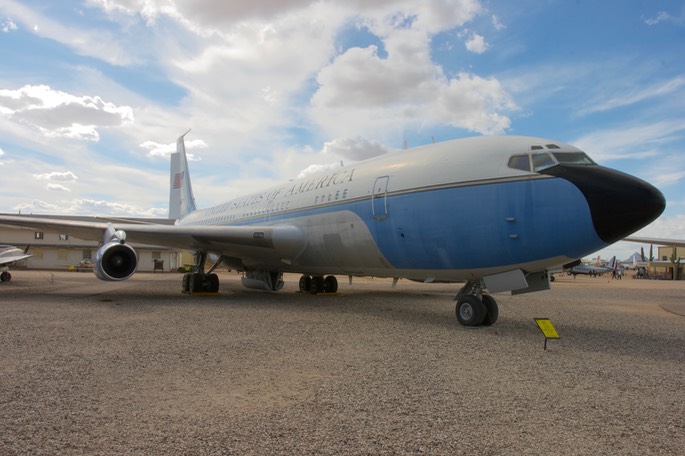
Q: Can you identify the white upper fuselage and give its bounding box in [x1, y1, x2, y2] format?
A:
[179, 136, 574, 228]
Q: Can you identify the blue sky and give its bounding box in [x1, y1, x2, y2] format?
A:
[0, 0, 684, 260]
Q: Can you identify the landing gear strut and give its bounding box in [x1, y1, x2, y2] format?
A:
[182, 251, 221, 294]
[454, 280, 499, 326]
[298, 274, 338, 294]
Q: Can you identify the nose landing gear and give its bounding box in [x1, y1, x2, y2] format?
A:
[455, 280, 499, 326]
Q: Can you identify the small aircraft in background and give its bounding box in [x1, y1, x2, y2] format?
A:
[0, 245, 31, 282]
[566, 256, 617, 277]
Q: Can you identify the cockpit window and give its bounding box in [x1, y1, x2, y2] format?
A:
[552, 152, 595, 165]
[532, 153, 556, 171]
[508, 150, 596, 173]
[507, 154, 531, 172]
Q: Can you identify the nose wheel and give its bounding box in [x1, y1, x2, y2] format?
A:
[455, 284, 499, 326]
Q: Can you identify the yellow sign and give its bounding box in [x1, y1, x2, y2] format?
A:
[534, 318, 560, 339]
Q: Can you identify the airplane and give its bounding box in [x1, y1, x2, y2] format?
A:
[0, 133, 665, 326]
[566, 256, 617, 277]
[0, 245, 31, 282]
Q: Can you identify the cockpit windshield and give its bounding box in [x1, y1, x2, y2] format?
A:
[507, 151, 595, 173]
[552, 152, 595, 165]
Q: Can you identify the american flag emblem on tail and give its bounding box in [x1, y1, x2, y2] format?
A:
[173, 172, 184, 189]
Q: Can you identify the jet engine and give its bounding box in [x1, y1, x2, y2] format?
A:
[241, 270, 284, 291]
[93, 241, 138, 281]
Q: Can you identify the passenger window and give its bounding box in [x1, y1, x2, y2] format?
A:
[532, 153, 556, 171]
[508, 154, 531, 171]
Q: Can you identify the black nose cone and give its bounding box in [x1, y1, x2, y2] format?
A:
[542, 165, 666, 244]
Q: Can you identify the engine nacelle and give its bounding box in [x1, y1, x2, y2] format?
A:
[93, 241, 138, 281]
[241, 270, 284, 291]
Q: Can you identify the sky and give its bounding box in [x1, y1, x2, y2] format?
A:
[0, 0, 684, 261]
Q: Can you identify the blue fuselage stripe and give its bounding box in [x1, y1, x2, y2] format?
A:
[221, 177, 605, 271]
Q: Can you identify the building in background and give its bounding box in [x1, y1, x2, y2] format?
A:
[0, 219, 180, 273]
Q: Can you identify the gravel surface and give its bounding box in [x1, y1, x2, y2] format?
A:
[1, 271, 684, 455]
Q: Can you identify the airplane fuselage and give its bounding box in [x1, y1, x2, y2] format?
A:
[176, 136, 655, 282]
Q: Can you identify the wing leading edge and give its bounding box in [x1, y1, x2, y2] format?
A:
[0, 214, 305, 267]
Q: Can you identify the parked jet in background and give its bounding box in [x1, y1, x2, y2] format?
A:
[0, 245, 31, 282]
[0, 133, 665, 326]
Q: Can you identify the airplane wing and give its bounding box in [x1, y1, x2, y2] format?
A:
[0, 253, 32, 266]
[0, 214, 305, 266]
[624, 236, 685, 248]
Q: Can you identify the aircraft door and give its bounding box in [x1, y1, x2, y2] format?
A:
[372, 176, 389, 220]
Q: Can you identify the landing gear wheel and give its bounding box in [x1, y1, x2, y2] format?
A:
[188, 273, 204, 294]
[323, 275, 338, 293]
[182, 273, 191, 293]
[309, 276, 325, 294]
[481, 294, 499, 326]
[455, 295, 487, 326]
[299, 275, 312, 293]
[1, 271, 11, 282]
[207, 273, 220, 293]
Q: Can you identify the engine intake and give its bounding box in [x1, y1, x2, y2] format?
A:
[94, 242, 138, 281]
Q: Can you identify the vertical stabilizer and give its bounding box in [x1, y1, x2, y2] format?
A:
[169, 130, 197, 220]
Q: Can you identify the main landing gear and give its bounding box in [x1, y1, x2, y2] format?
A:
[298, 274, 338, 294]
[182, 251, 221, 294]
[455, 280, 499, 326]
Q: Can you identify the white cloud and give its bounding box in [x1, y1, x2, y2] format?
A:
[139, 138, 207, 160]
[46, 183, 71, 192]
[297, 162, 342, 179]
[580, 76, 685, 115]
[0, 85, 134, 141]
[2, 0, 139, 65]
[1, 17, 18, 32]
[464, 32, 489, 54]
[644, 11, 685, 26]
[573, 120, 685, 161]
[492, 15, 505, 31]
[322, 137, 391, 161]
[312, 21, 514, 137]
[33, 171, 78, 182]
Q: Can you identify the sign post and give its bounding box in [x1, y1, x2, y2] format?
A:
[534, 318, 560, 350]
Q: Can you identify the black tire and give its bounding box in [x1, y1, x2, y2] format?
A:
[1, 271, 11, 282]
[182, 273, 191, 293]
[455, 295, 487, 326]
[481, 294, 499, 326]
[189, 273, 203, 294]
[323, 275, 338, 293]
[299, 275, 311, 292]
[207, 273, 220, 293]
[309, 276, 324, 294]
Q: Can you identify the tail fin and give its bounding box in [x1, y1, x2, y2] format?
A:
[168, 130, 197, 220]
[608, 256, 617, 271]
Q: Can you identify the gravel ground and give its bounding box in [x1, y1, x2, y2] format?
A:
[1, 271, 684, 455]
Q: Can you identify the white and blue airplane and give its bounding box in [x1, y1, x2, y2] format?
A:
[0, 133, 665, 326]
[0, 245, 31, 282]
